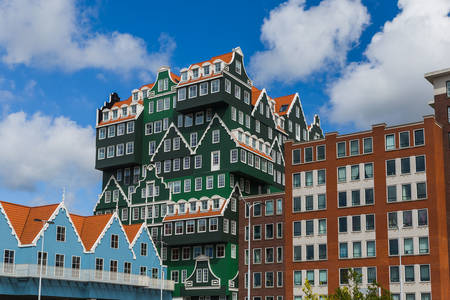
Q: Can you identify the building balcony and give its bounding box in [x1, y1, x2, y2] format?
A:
[0, 263, 174, 291]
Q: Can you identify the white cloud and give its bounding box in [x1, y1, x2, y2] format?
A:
[326, 0, 450, 128]
[249, 0, 370, 84]
[0, 111, 100, 190]
[0, 0, 175, 73]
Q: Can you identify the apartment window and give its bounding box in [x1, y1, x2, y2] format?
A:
[318, 194, 326, 209]
[364, 163, 373, 178]
[277, 223, 283, 238]
[388, 185, 397, 202]
[365, 188, 374, 205]
[414, 129, 425, 146]
[420, 265, 430, 281]
[98, 128, 106, 139]
[421, 293, 431, 300]
[363, 137, 373, 153]
[294, 270, 302, 286]
[317, 169, 326, 185]
[225, 78, 231, 93]
[338, 191, 347, 207]
[389, 239, 399, 255]
[305, 171, 313, 186]
[403, 210, 413, 227]
[178, 87, 186, 100]
[417, 182, 427, 199]
[277, 271, 283, 287]
[399, 131, 410, 148]
[305, 196, 313, 211]
[235, 60, 242, 74]
[318, 219, 326, 234]
[293, 197, 301, 212]
[366, 214, 375, 230]
[351, 165, 360, 180]
[293, 221, 301, 237]
[56, 226, 66, 242]
[210, 218, 218, 231]
[189, 85, 197, 98]
[211, 79, 220, 93]
[353, 242, 362, 258]
[108, 125, 115, 138]
[386, 159, 396, 175]
[385, 134, 395, 150]
[404, 238, 414, 255]
[126, 142, 134, 154]
[3, 250, 14, 272]
[235, 85, 241, 99]
[402, 184, 412, 201]
[415, 155, 426, 172]
[350, 140, 359, 155]
[339, 243, 348, 258]
[319, 270, 327, 285]
[401, 157, 410, 174]
[419, 237, 429, 254]
[55, 254, 64, 276]
[305, 220, 313, 236]
[352, 190, 360, 206]
[266, 248, 274, 263]
[293, 246, 301, 261]
[292, 149, 301, 164]
[352, 216, 361, 232]
[276, 198, 282, 214]
[388, 212, 398, 229]
[338, 217, 347, 233]
[317, 145, 325, 160]
[253, 272, 262, 288]
[390, 266, 400, 282]
[337, 142, 346, 157]
[319, 244, 327, 260]
[338, 167, 346, 182]
[199, 82, 208, 96]
[306, 270, 314, 285]
[293, 173, 301, 188]
[367, 241, 376, 257]
[117, 123, 125, 136]
[405, 265, 415, 282]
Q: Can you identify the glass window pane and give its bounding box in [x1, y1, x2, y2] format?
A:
[401, 157, 410, 174]
[388, 185, 397, 202]
[339, 191, 347, 207]
[386, 159, 396, 176]
[419, 237, 429, 254]
[414, 129, 424, 146]
[389, 239, 399, 255]
[338, 167, 346, 182]
[364, 163, 373, 178]
[386, 134, 395, 150]
[363, 137, 373, 153]
[416, 155, 425, 172]
[365, 188, 374, 205]
[400, 132, 410, 148]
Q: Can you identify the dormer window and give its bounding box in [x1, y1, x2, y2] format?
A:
[122, 107, 128, 117]
[112, 109, 118, 119]
[190, 202, 196, 212]
[201, 200, 208, 211]
[168, 205, 174, 215]
[214, 62, 221, 73]
[213, 199, 220, 210]
[192, 68, 199, 79]
[181, 71, 188, 81]
[235, 61, 242, 74]
[179, 203, 185, 214]
[103, 111, 109, 121]
[131, 105, 137, 115]
[158, 78, 168, 92]
[203, 65, 210, 76]
[132, 92, 138, 101]
[142, 90, 147, 99]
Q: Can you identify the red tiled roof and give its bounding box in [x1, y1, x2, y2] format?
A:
[251, 86, 263, 106]
[237, 141, 273, 161]
[274, 94, 296, 116]
[0, 201, 59, 245]
[69, 213, 113, 251]
[170, 72, 180, 83]
[98, 114, 136, 126]
[189, 52, 234, 70]
[139, 83, 154, 90]
[123, 223, 143, 243]
[177, 73, 222, 87]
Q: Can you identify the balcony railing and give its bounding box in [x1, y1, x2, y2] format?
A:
[0, 263, 174, 291]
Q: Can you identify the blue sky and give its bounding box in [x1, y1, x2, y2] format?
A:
[0, 0, 448, 214]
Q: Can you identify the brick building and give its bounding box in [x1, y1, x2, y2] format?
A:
[238, 192, 285, 300]
[284, 114, 450, 299]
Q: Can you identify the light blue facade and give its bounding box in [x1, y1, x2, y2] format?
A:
[0, 201, 173, 300]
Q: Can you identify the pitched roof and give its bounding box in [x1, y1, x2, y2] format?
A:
[274, 94, 296, 116]
[123, 223, 143, 244]
[0, 201, 59, 245]
[163, 201, 226, 222]
[237, 141, 273, 161]
[139, 83, 154, 90]
[69, 213, 113, 251]
[98, 97, 143, 127]
[189, 52, 234, 70]
[251, 86, 263, 106]
[170, 72, 180, 83]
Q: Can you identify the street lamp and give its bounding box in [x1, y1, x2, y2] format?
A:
[34, 218, 54, 300]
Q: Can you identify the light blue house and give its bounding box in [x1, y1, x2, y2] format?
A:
[0, 200, 174, 300]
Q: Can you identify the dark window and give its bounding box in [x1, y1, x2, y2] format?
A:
[293, 246, 301, 261]
[339, 217, 347, 233]
[388, 212, 398, 229]
[338, 191, 347, 207]
[337, 142, 346, 157]
[414, 129, 424, 146]
[399, 132, 410, 148]
[417, 182, 427, 199]
[305, 195, 313, 211]
[403, 210, 413, 227]
[352, 216, 361, 232]
[293, 221, 301, 236]
[352, 190, 360, 206]
[339, 243, 348, 258]
[363, 137, 373, 153]
[305, 220, 313, 236]
[386, 160, 396, 176]
[304, 147, 313, 162]
[56, 226, 65, 242]
[293, 173, 301, 188]
[340, 269, 349, 284]
[418, 209, 428, 226]
[390, 266, 399, 282]
[416, 155, 425, 172]
[292, 149, 301, 164]
[401, 158, 410, 174]
[319, 244, 327, 259]
[293, 197, 301, 212]
[306, 245, 314, 260]
[389, 239, 399, 255]
[405, 265, 415, 282]
[365, 188, 374, 205]
[420, 265, 430, 281]
[265, 224, 274, 239]
[317, 145, 325, 160]
[350, 140, 359, 155]
[387, 185, 397, 202]
[366, 214, 375, 230]
[318, 194, 326, 209]
[111, 234, 118, 249]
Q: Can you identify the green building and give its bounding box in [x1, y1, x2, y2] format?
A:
[93, 47, 323, 300]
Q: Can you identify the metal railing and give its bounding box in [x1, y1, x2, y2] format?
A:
[0, 263, 174, 290]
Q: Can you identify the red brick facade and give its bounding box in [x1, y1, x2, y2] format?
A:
[284, 117, 450, 299]
[238, 193, 285, 300]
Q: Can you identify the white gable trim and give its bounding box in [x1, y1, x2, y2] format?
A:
[151, 122, 194, 162]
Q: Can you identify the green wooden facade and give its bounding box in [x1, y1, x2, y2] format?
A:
[93, 47, 323, 300]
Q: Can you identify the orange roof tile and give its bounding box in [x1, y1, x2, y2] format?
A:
[69, 213, 113, 251]
[237, 141, 273, 161]
[164, 208, 222, 221]
[0, 201, 59, 245]
[189, 51, 234, 70]
[98, 114, 136, 126]
[177, 73, 222, 87]
[170, 72, 180, 83]
[123, 223, 143, 243]
[274, 94, 296, 116]
[139, 83, 154, 90]
[251, 86, 263, 106]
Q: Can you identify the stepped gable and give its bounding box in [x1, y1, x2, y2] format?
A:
[69, 213, 113, 251]
[0, 201, 59, 244]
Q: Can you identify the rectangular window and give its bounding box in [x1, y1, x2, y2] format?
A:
[364, 163, 373, 178]
[293, 246, 301, 261]
[56, 226, 66, 242]
[338, 166, 346, 182]
[317, 145, 325, 160]
[319, 244, 327, 260]
[294, 270, 302, 286]
[305, 171, 313, 186]
[367, 241, 376, 257]
[293, 173, 301, 188]
[318, 194, 326, 209]
[293, 197, 301, 212]
[353, 242, 362, 258]
[402, 184, 412, 201]
[352, 190, 360, 206]
[399, 131, 410, 148]
[55, 254, 64, 276]
[235, 85, 241, 99]
[339, 243, 348, 258]
[189, 85, 197, 98]
[339, 217, 347, 233]
[366, 214, 375, 230]
[351, 165, 360, 180]
[317, 169, 326, 185]
[390, 266, 399, 282]
[419, 237, 429, 254]
[388, 185, 397, 202]
[401, 157, 410, 174]
[337, 142, 346, 157]
[338, 191, 347, 207]
[405, 265, 415, 282]
[365, 188, 374, 205]
[389, 239, 399, 255]
[350, 140, 359, 155]
[386, 159, 396, 175]
[111, 234, 119, 249]
[211, 79, 220, 93]
[385, 134, 395, 150]
[305, 195, 313, 211]
[352, 215, 361, 231]
[404, 238, 414, 254]
[178, 88, 186, 100]
[363, 137, 373, 153]
[199, 82, 208, 96]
